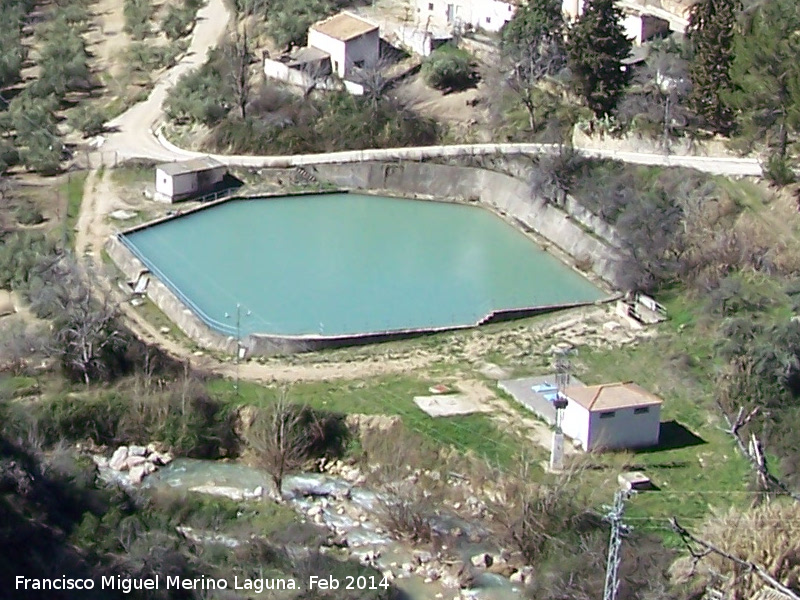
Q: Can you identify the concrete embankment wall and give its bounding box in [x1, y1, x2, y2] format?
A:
[309, 161, 625, 287]
[107, 160, 625, 356]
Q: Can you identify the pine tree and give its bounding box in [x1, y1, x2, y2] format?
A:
[687, 0, 737, 134]
[728, 0, 800, 158]
[566, 0, 632, 119]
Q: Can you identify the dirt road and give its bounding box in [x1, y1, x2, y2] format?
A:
[103, 0, 232, 163]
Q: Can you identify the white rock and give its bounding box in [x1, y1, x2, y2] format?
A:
[253, 486, 263, 497]
[452, 502, 461, 510]
[142, 462, 157, 475]
[401, 562, 414, 573]
[129, 465, 146, 484]
[92, 455, 108, 468]
[160, 452, 174, 465]
[307, 505, 323, 517]
[435, 594, 443, 599]
[470, 553, 493, 568]
[523, 573, 535, 586]
[125, 455, 146, 469]
[424, 578, 433, 584]
[336, 507, 345, 515]
[146, 442, 160, 454]
[414, 550, 433, 565]
[509, 571, 524, 584]
[128, 445, 147, 457]
[109, 446, 128, 470]
[382, 570, 394, 582]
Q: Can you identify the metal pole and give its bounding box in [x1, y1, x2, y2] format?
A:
[235, 303, 241, 394]
[603, 490, 630, 600]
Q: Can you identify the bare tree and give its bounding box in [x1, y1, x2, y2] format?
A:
[30, 257, 125, 384]
[225, 26, 252, 119]
[245, 389, 320, 498]
[351, 57, 393, 107]
[671, 514, 800, 600]
[0, 319, 47, 376]
[298, 59, 331, 101]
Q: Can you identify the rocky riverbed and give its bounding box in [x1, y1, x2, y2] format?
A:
[94, 453, 528, 600]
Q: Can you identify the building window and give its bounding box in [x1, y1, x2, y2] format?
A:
[354, 60, 365, 68]
[634, 407, 650, 415]
[599, 411, 616, 419]
[486, 16, 491, 23]
[508, 4, 512, 10]
[428, 2, 433, 9]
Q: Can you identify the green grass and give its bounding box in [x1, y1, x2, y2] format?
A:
[111, 165, 154, 187]
[63, 172, 88, 248]
[207, 375, 520, 467]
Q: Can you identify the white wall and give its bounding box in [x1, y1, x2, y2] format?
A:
[415, 0, 514, 33]
[309, 30, 347, 76]
[561, 400, 591, 450]
[587, 404, 661, 450]
[263, 58, 365, 95]
[155, 168, 174, 198]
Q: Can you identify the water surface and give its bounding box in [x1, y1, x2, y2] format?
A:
[122, 194, 603, 336]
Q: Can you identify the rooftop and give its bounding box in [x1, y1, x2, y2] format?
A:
[157, 157, 224, 177]
[310, 12, 378, 42]
[564, 381, 664, 412]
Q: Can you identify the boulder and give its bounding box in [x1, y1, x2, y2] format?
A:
[109, 446, 128, 470]
[146, 442, 163, 454]
[470, 553, 493, 569]
[414, 550, 434, 565]
[488, 563, 516, 577]
[509, 570, 523, 584]
[125, 455, 146, 469]
[128, 445, 147, 457]
[142, 462, 157, 476]
[307, 505, 323, 517]
[382, 570, 394, 582]
[129, 465, 146, 484]
[92, 455, 108, 468]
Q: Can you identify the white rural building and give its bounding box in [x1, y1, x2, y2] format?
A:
[308, 12, 380, 78]
[560, 381, 662, 451]
[415, 0, 516, 33]
[155, 157, 226, 203]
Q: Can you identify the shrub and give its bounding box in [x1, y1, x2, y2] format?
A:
[124, 0, 152, 39]
[67, 104, 108, 138]
[422, 45, 478, 92]
[762, 153, 796, 187]
[161, 4, 195, 40]
[15, 204, 44, 225]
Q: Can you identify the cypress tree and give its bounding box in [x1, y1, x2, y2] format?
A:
[566, 0, 632, 119]
[687, 0, 738, 134]
[728, 0, 800, 158]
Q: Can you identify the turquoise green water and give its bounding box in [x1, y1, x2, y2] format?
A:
[122, 194, 604, 337]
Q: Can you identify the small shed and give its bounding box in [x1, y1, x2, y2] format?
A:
[561, 382, 662, 451]
[308, 12, 379, 78]
[155, 157, 226, 203]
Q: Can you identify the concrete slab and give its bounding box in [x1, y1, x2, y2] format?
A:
[414, 394, 493, 417]
[498, 375, 586, 425]
[477, 362, 511, 380]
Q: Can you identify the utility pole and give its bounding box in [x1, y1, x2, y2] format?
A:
[550, 346, 575, 471]
[226, 303, 251, 395]
[603, 489, 632, 600]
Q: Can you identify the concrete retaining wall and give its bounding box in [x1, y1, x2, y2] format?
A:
[108, 161, 625, 356]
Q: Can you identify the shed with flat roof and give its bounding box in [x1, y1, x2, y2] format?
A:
[155, 157, 226, 203]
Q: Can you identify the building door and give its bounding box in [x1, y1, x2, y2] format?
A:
[446, 3, 454, 23]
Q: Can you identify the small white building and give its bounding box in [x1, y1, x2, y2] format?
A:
[560, 381, 662, 451]
[155, 157, 226, 203]
[308, 12, 380, 78]
[415, 0, 516, 33]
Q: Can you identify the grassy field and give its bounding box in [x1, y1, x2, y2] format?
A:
[208, 375, 522, 467]
[63, 172, 88, 248]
